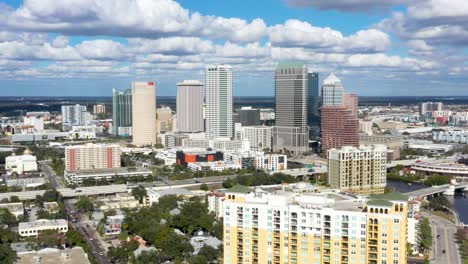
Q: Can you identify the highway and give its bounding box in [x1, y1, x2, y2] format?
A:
[426, 213, 461, 264]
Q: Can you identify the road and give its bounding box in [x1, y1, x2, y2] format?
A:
[427, 213, 461, 264]
[64, 200, 110, 264]
[39, 161, 64, 189]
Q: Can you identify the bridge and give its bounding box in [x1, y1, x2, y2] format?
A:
[0, 175, 234, 201]
[405, 183, 468, 198]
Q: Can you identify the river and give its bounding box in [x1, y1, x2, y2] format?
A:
[387, 180, 468, 224]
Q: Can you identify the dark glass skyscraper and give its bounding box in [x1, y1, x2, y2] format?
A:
[112, 88, 132, 135]
[307, 72, 320, 138]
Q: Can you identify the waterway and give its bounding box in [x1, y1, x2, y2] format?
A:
[387, 180, 468, 224]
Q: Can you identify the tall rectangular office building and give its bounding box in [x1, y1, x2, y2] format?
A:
[132, 82, 157, 146]
[307, 72, 320, 137]
[205, 64, 233, 139]
[274, 62, 308, 155]
[177, 80, 204, 133]
[112, 89, 132, 136]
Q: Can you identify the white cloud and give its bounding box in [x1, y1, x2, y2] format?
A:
[269, 20, 390, 53]
[3, 0, 267, 43]
[76, 40, 126, 60]
[128, 37, 214, 55]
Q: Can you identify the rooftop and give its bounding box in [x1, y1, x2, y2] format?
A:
[17, 247, 91, 264]
[369, 192, 408, 201]
[275, 62, 305, 69]
[226, 185, 251, 194]
[367, 199, 393, 207]
[323, 73, 341, 85]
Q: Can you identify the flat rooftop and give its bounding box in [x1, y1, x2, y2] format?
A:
[17, 247, 91, 264]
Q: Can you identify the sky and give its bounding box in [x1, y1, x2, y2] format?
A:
[0, 0, 467, 96]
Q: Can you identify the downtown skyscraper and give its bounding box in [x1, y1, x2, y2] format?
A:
[132, 82, 157, 146]
[307, 72, 320, 137]
[321, 74, 359, 152]
[205, 64, 233, 139]
[273, 62, 309, 155]
[112, 88, 132, 136]
[176, 80, 204, 133]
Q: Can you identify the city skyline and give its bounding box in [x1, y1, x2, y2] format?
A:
[0, 0, 467, 96]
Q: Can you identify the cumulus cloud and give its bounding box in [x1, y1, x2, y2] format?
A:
[269, 20, 390, 53]
[2, 0, 267, 43]
[376, 0, 468, 46]
[285, 0, 408, 12]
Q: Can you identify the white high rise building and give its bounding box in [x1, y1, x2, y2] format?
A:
[235, 123, 272, 151]
[61, 104, 87, 126]
[205, 64, 233, 139]
[177, 80, 204, 133]
[132, 82, 157, 146]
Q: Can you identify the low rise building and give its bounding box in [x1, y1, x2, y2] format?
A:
[98, 193, 141, 211]
[19, 219, 68, 237]
[146, 188, 195, 204]
[104, 214, 125, 236]
[64, 167, 152, 185]
[5, 176, 46, 188]
[223, 152, 287, 172]
[405, 140, 453, 155]
[176, 150, 223, 166]
[187, 161, 242, 172]
[182, 138, 250, 152]
[5, 149, 38, 175]
[0, 202, 24, 218]
[16, 247, 91, 264]
[43, 202, 60, 214]
[433, 130, 468, 144]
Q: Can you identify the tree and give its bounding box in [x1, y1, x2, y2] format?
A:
[200, 183, 209, 191]
[428, 195, 452, 210]
[197, 245, 219, 262]
[0, 208, 17, 226]
[136, 251, 163, 264]
[42, 189, 62, 203]
[157, 195, 180, 212]
[9, 196, 20, 203]
[0, 243, 17, 264]
[75, 197, 94, 213]
[131, 185, 147, 204]
[419, 217, 432, 253]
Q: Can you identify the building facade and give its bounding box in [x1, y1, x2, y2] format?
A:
[343, 93, 358, 117]
[132, 82, 157, 146]
[307, 72, 321, 137]
[321, 74, 359, 152]
[93, 104, 106, 115]
[205, 64, 233, 139]
[235, 123, 272, 151]
[65, 144, 121, 171]
[5, 150, 37, 175]
[182, 138, 250, 152]
[112, 89, 132, 136]
[177, 80, 204, 133]
[274, 62, 309, 155]
[223, 189, 408, 264]
[19, 219, 68, 237]
[237, 107, 261, 126]
[328, 145, 388, 195]
[156, 106, 173, 134]
[61, 104, 87, 126]
[420, 102, 443, 115]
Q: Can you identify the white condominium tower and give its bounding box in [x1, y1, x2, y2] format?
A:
[176, 80, 204, 133]
[205, 64, 233, 139]
[328, 144, 388, 195]
[132, 81, 157, 146]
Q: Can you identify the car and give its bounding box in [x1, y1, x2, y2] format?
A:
[442, 249, 446, 254]
[89, 238, 93, 241]
[437, 235, 441, 239]
[99, 252, 104, 256]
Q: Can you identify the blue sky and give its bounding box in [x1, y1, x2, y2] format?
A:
[0, 0, 467, 96]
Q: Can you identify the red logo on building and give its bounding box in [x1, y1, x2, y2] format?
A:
[148, 82, 154, 86]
